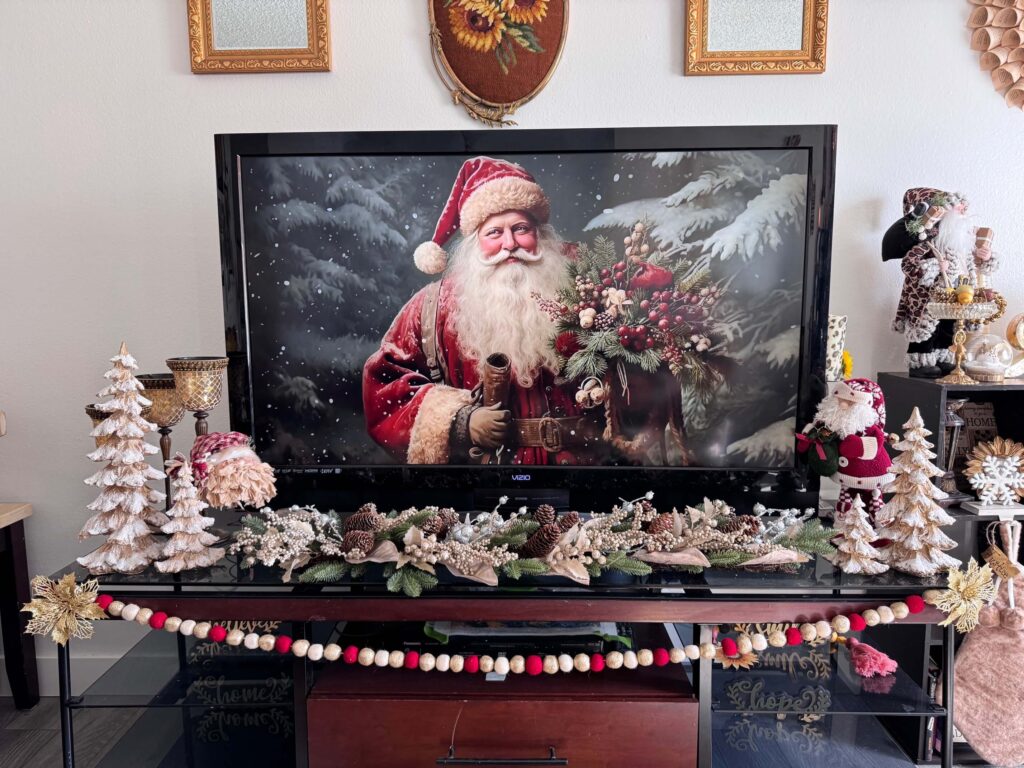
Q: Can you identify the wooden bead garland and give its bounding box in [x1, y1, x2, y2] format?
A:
[93, 593, 935, 677]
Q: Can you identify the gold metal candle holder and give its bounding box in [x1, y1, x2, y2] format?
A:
[137, 373, 185, 506]
[166, 357, 228, 436]
[927, 288, 1006, 385]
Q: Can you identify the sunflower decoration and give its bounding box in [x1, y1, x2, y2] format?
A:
[716, 647, 759, 670]
[446, 0, 547, 74]
[448, 0, 506, 53]
[504, 0, 549, 25]
[21, 573, 107, 646]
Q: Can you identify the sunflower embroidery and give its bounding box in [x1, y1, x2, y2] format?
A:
[446, 0, 547, 74]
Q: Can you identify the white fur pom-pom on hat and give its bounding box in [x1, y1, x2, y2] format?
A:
[414, 241, 448, 275]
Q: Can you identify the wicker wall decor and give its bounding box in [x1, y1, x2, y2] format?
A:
[968, 0, 1024, 109]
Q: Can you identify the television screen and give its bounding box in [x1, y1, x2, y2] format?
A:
[225, 132, 828, 476]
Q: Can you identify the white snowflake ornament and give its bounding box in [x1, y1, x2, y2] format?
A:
[969, 455, 1024, 506]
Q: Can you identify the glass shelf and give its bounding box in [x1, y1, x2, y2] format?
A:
[711, 643, 943, 717]
[56, 507, 998, 598]
[711, 712, 915, 767]
[72, 628, 295, 710]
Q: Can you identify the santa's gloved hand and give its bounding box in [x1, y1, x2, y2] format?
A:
[469, 403, 511, 449]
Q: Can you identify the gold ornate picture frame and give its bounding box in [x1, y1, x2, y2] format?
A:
[187, 0, 331, 74]
[685, 0, 828, 76]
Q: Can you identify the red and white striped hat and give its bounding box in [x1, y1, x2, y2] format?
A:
[413, 156, 550, 275]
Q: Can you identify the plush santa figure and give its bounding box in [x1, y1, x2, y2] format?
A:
[882, 188, 996, 377]
[799, 378, 894, 519]
[189, 432, 276, 509]
[362, 156, 605, 465]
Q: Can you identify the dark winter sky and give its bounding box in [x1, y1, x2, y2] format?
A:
[237, 149, 808, 468]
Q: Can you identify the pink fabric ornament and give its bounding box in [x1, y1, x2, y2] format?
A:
[404, 651, 420, 670]
[208, 624, 227, 643]
[720, 638, 739, 657]
[275, 635, 292, 654]
[905, 595, 925, 614]
[653, 648, 671, 667]
[849, 613, 867, 631]
[149, 611, 168, 630]
[465, 655, 480, 674]
[847, 638, 898, 677]
[343, 645, 359, 664]
[785, 627, 803, 646]
[96, 594, 114, 610]
[590, 653, 605, 672]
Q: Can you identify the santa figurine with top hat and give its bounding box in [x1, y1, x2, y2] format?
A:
[882, 187, 996, 377]
[362, 157, 604, 465]
[799, 378, 895, 519]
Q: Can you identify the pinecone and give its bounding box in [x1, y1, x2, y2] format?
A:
[718, 515, 762, 537]
[638, 499, 656, 515]
[533, 504, 557, 526]
[648, 513, 674, 535]
[341, 530, 375, 554]
[518, 523, 562, 559]
[344, 508, 386, 533]
[557, 510, 580, 532]
[594, 311, 616, 330]
[421, 508, 459, 538]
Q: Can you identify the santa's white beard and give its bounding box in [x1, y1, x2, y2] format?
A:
[814, 397, 877, 438]
[933, 209, 975, 277]
[448, 225, 568, 387]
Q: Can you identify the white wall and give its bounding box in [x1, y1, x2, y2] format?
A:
[1, 0, 1022, 695]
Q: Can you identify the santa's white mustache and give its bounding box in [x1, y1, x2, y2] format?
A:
[477, 247, 544, 267]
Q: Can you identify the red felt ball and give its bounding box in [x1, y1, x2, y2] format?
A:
[465, 655, 480, 674]
[590, 654, 605, 672]
[343, 645, 359, 664]
[275, 635, 292, 655]
[906, 595, 925, 614]
[721, 638, 739, 657]
[849, 613, 867, 632]
[404, 651, 420, 670]
[208, 624, 227, 643]
[149, 612, 168, 630]
[525, 655, 544, 676]
[96, 594, 114, 610]
[653, 648, 671, 667]
[785, 628, 803, 646]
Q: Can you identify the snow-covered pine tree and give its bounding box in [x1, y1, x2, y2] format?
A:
[585, 151, 808, 466]
[78, 342, 167, 575]
[875, 407, 961, 577]
[832, 494, 888, 575]
[156, 459, 224, 573]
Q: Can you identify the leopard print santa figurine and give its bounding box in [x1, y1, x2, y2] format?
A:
[882, 188, 996, 377]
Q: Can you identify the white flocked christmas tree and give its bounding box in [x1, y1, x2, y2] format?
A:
[833, 493, 889, 575]
[78, 342, 168, 575]
[156, 459, 224, 573]
[875, 407, 962, 577]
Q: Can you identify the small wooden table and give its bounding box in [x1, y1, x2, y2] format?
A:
[0, 503, 39, 709]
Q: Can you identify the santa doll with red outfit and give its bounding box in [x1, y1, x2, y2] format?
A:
[362, 157, 604, 465]
[799, 378, 895, 519]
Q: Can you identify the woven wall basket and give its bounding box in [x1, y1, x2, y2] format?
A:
[969, 0, 1024, 109]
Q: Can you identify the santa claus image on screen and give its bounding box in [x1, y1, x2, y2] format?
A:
[801, 378, 894, 519]
[882, 187, 996, 377]
[362, 157, 604, 465]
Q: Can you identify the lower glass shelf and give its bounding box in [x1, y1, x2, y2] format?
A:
[712, 713, 915, 767]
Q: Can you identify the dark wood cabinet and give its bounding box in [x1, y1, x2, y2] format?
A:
[308, 661, 698, 767]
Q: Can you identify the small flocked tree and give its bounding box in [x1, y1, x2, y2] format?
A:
[156, 459, 224, 573]
[832, 494, 888, 575]
[875, 407, 961, 577]
[78, 342, 167, 575]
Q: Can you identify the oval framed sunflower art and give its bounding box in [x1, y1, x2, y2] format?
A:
[429, 0, 569, 127]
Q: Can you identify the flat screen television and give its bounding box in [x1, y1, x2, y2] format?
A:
[216, 126, 836, 511]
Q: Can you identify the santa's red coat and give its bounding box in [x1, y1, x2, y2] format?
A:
[836, 425, 893, 490]
[363, 278, 595, 465]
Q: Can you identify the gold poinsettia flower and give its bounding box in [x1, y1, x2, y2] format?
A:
[449, 1, 506, 53]
[716, 648, 759, 670]
[503, 0, 549, 25]
[21, 573, 107, 645]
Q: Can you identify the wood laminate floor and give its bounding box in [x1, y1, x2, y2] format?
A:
[0, 698, 140, 768]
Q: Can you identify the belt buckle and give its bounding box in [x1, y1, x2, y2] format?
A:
[539, 416, 563, 453]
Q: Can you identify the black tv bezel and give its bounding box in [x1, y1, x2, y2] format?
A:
[216, 125, 836, 511]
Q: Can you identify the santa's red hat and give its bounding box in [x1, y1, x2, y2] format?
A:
[413, 156, 550, 275]
[835, 377, 886, 429]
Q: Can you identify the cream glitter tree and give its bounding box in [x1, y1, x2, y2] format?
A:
[875, 407, 961, 577]
[156, 458, 224, 573]
[833, 493, 888, 575]
[78, 342, 168, 575]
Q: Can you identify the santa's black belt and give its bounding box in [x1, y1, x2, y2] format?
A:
[514, 416, 589, 453]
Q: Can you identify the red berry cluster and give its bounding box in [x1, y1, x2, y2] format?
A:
[617, 324, 656, 351]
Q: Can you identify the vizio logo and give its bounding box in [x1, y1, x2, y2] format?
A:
[511, 474, 531, 481]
